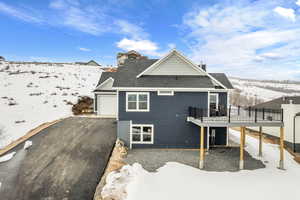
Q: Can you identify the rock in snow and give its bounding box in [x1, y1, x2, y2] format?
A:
[0, 152, 16, 163]
[23, 140, 32, 150]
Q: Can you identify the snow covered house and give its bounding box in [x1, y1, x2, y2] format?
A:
[93, 49, 287, 170]
[252, 96, 300, 152]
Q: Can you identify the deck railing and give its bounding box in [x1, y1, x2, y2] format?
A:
[188, 106, 283, 123]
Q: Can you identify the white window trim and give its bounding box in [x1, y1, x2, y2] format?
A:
[126, 92, 150, 112]
[157, 90, 174, 96]
[209, 93, 219, 110]
[130, 124, 154, 144]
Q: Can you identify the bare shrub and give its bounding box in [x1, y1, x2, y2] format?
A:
[29, 92, 43, 96]
[72, 96, 93, 115]
[63, 99, 73, 105]
[230, 89, 264, 107]
[15, 120, 25, 124]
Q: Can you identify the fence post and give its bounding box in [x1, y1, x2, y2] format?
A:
[255, 109, 257, 123]
[228, 105, 231, 123]
[248, 107, 251, 118]
[200, 108, 203, 122]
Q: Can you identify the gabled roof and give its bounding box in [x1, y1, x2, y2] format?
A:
[111, 58, 233, 89]
[87, 60, 101, 66]
[209, 73, 234, 89]
[136, 49, 206, 77]
[136, 49, 228, 89]
[94, 72, 117, 92]
[253, 96, 300, 110]
[94, 50, 234, 91]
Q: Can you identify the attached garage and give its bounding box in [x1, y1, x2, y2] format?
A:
[93, 74, 118, 118]
[96, 93, 117, 118]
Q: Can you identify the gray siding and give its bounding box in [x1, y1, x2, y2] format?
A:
[117, 121, 131, 146]
[119, 91, 214, 148]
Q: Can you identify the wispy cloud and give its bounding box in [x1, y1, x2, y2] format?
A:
[0, 2, 43, 23]
[78, 47, 91, 52]
[115, 19, 149, 40]
[274, 6, 296, 21]
[182, 0, 300, 80]
[49, 0, 111, 35]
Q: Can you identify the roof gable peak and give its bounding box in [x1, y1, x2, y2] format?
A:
[136, 49, 228, 89]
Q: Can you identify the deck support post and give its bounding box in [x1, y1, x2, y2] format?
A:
[279, 126, 285, 170]
[259, 126, 263, 157]
[240, 126, 245, 170]
[199, 126, 205, 169]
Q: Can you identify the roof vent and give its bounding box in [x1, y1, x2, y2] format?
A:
[198, 64, 206, 71]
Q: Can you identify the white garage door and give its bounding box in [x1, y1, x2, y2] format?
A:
[98, 94, 117, 117]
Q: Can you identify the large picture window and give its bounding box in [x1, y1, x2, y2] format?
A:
[126, 92, 149, 112]
[131, 124, 154, 144]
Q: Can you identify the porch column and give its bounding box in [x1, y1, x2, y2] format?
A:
[279, 126, 285, 170]
[258, 126, 263, 157]
[199, 126, 205, 169]
[240, 126, 245, 170]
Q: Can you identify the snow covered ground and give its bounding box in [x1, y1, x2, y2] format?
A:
[0, 62, 102, 148]
[103, 130, 300, 200]
[230, 77, 300, 101]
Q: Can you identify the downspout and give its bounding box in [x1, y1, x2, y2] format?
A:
[293, 112, 300, 153]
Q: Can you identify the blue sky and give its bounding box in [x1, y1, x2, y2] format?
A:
[1, 0, 300, 80]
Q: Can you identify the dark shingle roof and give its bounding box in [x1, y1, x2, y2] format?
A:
[94, 58, 234, 90]
[112, 59, 233, 89]
[209, 73, 234, 89]
[253, 96, 300, 109]
[94, 72, 117, 92]
[96, 72, 117, 87]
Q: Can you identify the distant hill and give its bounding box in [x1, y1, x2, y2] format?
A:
[229, 77, 300, 107]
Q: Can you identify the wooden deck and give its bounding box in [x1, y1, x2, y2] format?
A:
[187, 116, 284, 127]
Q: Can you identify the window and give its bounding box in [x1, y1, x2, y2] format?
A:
[209, 93, 219, 111]
[126, 92, 149, 111]
[157, 90, 174, 96]
[131, 124, 154, 144]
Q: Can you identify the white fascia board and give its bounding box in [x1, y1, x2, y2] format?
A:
[135, 49, 228, 89]
[136, 49, 206, 78]
[96, 77, 114, 90]
[94, 92, 117, 95]
[113, 87, 229, 92]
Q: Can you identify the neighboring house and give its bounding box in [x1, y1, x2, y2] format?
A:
[75, 60, 101, 66]
[251, 96, 300, 152]
[94, 49, 234, 149]
[117, 50, 147, 66]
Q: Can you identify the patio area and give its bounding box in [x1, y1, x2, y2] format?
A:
[124, 147, 265, 172]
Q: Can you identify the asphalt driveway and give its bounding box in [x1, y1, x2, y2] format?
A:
[0, 117, 116, 200]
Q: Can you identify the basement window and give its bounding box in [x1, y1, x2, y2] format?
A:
[157, 90, 174, 96]
[131, 124, 154, 144]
